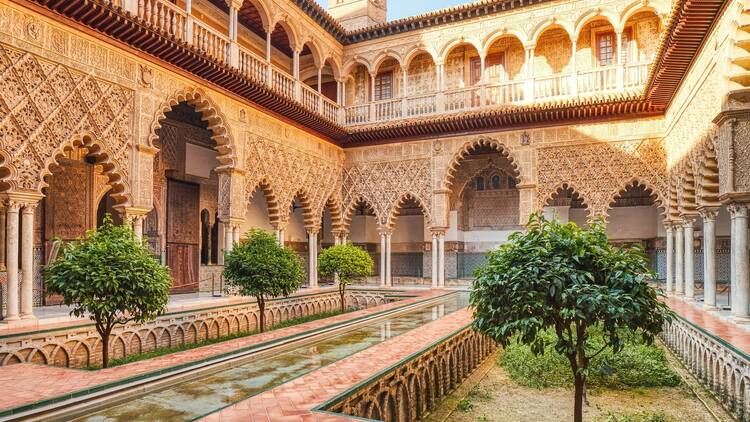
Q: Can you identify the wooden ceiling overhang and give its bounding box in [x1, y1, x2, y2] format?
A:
[18, 0, 729, 148]
[344, 96, 664, 146]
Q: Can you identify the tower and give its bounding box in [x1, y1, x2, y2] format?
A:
[328, 0, 386, 31]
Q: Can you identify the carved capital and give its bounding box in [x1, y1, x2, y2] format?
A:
[698, 206, 720, 222]
[728, 202, 749, 219]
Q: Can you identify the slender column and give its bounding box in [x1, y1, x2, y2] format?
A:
[20, 203, 36, 319]
[438, 232, 446, 288]
[5, 202, 20, 321]
[675, 222, 684, 295]
[265, 31, 273, 86]
[479, 54, 487, 106]
[133, 216, 144, 242]
[436, 62, 446, 112]
[524, 46, 535, 102]
[730, 203, 749, 320]
[224, 223, 233, 253]
[308, 230, 318, 289]
[232, 225, 240, 246]
[228, 5, 239, 66]
[217, 221, 225, 265]
[379, 232, 386, 286]
[317, 67, 323, 92]
[293, 50, 301, 101]
[0, 206, 5, 271]
[369, 72, 377, 122]
[615, 31, 624, 90]
[431, 233, 438, 288]
[683, 217, 696, 301]
[665, 222, 674, 294]
[401, 68, 408, 116]
[700, 208, 719, 309]
[385, 233, 392, 287]
[570, 40, 578, 96]
[184, 0, 193, 41]
[279, 229, 285, 246]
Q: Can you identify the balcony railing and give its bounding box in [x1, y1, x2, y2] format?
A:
[126, 0, 653, 128]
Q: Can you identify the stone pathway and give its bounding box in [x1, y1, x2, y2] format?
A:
[199, 308, 474, 422]
[0, 289, 442, 413]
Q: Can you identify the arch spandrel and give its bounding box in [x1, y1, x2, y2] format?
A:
[0, 44, 135, 203]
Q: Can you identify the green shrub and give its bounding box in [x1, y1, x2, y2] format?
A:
[598, 411, 669, 422]
[500, 329, 680, 389]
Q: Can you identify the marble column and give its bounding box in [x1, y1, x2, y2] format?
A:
[665, 222, 675, 294]
[385, 233, 392, 287]
[700, 208, 719, 309]
[20, 203, 36, 319]
[0, 207, 6, 271]
[232, 225, 240, 246]
[5, 202, 20, 321]
[730, 203, 749, 320]
[224, 223, 233, 253]
[431, 232, 438, 288]
[438, 232, 446, 288]
[675, 221, 684, 295]
[133, 216, 144, 242]
[683, 217, 696, 301]
[379, 232, 386, 286]
[308, 230, 318, 289]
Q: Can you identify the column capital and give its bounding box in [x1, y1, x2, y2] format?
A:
[698, 206, 721, 221]
[679, 214, 698, 226]
[3, 191, 42, 208]
[728, 202, 749, 218]
[430, 228, 447, 236]
[306, 226, 320, 236]
[664, 220, 676, 232]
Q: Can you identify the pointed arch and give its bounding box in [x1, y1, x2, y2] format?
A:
[442, 137, 522, 190]
[386, 192, 431, 231]
[41, 132, 131, 206]
[148, 87, 237, 168]
[343, 195, 379, 232]
[605, 178, 667, 218]
[248, 178, 283, 228]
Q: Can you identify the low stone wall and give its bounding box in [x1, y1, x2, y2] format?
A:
[0, 289, 392, 369]
[662, 317, 750, 421]
[323, 325, 496, 422]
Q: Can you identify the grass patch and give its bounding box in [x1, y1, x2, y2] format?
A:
[456, 397, 473, 412]
[596, 410, 670, 422]
[500, 329, 681, 390]
[87, 308, 353, 370]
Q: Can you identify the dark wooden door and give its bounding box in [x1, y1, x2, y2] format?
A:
[166, 180, 200, 293]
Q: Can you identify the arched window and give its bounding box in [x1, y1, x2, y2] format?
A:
[491, 175, 501, 189]
[475, 177, 485, 191]
[508, 176, 517, 189]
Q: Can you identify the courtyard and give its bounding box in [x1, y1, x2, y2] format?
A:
[0, 0, 749, 420]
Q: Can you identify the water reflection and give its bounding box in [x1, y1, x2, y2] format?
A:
[76, 293, 468, 422]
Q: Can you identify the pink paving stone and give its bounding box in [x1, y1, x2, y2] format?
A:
[195, 308, 476, 421]
[0, 289, 442, 412]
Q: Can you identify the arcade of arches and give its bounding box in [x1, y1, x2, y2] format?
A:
[0, 0, 748, 336]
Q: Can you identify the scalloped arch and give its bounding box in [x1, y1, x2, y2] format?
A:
[605, 178, 667, 218]
[248, 178, 283, 228]
[148, 88, 237, 169]
[442, 137, 522, 190]
[385, 192, 431, 231]
[40, 132, 131, 206]
[541, 182, 591, 212]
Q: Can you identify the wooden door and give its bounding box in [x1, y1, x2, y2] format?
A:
[166, 180, 200, 293]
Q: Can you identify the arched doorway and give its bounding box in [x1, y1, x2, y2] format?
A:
[153, 101, 223, 294]
[390, 196, 428, 285]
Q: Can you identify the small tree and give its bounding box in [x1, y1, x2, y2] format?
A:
[318, 243, 373, 312]
[223, 229, 304, 332]
[471, 214, 672, 422]
[44, 216, 171, 368]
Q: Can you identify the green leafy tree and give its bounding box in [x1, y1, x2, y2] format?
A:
[318, 243, 373, 312]
[471, 213, 673, 422]
[223, 229, 304, 332]
[44, 216, 171, 368]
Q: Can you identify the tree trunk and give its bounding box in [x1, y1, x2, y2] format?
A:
[101, 330, 110, 369]
[574, 373, 584, 422]
[258, 296, 265, 333]
[339, 283, 346, 313]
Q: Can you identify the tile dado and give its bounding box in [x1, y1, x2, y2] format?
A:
[0, 289, 392, 369]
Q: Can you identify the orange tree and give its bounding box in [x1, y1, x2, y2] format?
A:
[471, 214, 672, 422]
[44, 216, 171, 368]
[318, 243, 373, 312]
[223, 229, 304, 332]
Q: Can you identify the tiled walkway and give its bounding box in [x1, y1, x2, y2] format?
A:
[665, 297, 750, 355]
[0, 289, 442, 413]
[199, 308, 474, 422]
